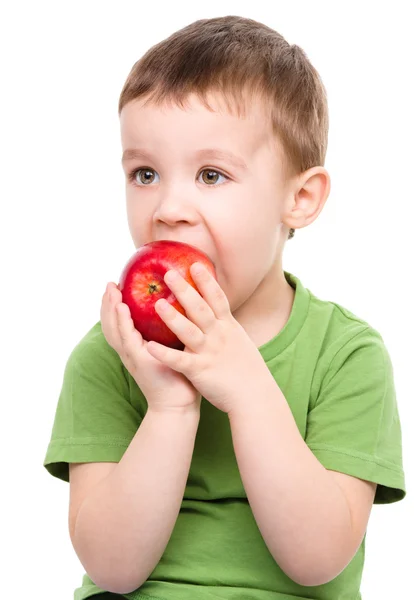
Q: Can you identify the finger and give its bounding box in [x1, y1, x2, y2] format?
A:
[116, 301, 144, 359]
[100, 284, 118, 347]
[154, 299, 204, 352]
[101, 283, 128, 352]
[147, 339, 193, 375]
[164, 269, 216, 333]
[190, 263, 231, 320]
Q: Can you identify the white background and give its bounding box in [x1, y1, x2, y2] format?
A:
[1, 1, 412, 598]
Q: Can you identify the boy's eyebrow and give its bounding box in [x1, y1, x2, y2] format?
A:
[121, 148, 248, 171]
[195, 149, 248, 171]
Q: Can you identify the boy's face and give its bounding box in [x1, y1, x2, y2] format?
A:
[120, 92, 293, 314]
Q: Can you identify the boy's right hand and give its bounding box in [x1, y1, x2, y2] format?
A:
[100, 282, 201, 414]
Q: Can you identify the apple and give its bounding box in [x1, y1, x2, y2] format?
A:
[118, 240, 217, 349]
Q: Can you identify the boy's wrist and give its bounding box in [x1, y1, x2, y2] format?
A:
[146, 402, 201, 420]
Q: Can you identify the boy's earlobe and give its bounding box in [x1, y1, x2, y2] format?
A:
[283, 207, 307, 230]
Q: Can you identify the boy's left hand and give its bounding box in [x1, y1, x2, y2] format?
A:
[146, 262, 271, 414]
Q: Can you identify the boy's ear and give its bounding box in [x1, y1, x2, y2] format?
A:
[283, 166, 331, 231]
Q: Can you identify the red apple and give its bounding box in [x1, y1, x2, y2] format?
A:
[118, 240, 216, 349]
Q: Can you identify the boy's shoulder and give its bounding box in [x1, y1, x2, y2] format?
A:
[306, 280, 385, 346]
[65, 321, 124, 374]
[300, 281, 392, 391]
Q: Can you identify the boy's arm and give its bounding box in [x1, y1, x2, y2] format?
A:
[72, 403, 200, 595]
[228, 378, 377, 588]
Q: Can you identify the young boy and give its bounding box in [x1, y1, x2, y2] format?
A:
[43, 15, 406, 600]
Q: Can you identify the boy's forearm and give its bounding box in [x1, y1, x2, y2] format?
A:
[228, 379, 355, 587]
[73, 404, 200, 594]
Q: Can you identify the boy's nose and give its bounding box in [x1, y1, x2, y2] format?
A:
[153, 192, 197, 226]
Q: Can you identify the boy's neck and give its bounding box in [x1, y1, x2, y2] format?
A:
[233, 268, 295, 348]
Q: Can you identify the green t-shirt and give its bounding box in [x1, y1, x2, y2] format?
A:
[43, 271, 406, 600]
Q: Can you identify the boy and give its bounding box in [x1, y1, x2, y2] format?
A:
[43, 15, 406, 600]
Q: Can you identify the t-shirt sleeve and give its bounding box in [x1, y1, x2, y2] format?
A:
[305, 327, 406, 504]
[43, 323, 145, 483]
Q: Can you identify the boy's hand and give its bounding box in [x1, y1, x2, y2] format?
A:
[100, 282, 201, 414]
[146, 263, 271, 414]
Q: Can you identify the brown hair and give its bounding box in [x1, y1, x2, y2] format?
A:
[118, 15, 329, 240]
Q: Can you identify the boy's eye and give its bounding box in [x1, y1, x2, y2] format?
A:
[200, 170, 226, 185]
[132, 168, 159, 185]
[128, 168, 228, 186]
